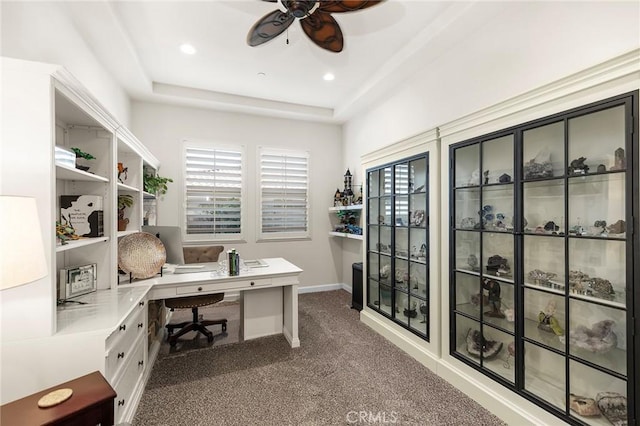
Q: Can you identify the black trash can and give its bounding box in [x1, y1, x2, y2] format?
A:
[352, 262, 363, 311]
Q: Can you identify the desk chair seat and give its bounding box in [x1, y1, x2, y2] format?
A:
[165, 293, 227, 346]
[164, 244, 228, 347]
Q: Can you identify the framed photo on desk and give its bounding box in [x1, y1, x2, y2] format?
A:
[59, 263, 97, 300]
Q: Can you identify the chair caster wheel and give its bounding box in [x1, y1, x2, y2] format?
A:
[222, 323, 227, 332]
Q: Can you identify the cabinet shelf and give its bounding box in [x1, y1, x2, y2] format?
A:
[329, 231, 363, 240]
[56, 164, 109, 183]
[56, 236, 109, 252]
[328, 204, 362, 212]
[117, 182, 140, 193]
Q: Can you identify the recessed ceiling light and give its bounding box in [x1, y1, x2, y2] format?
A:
[257, 72, 266, 78]
[323, 73, 335, 81]
[180, 43, 197, 55]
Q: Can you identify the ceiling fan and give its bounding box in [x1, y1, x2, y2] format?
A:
[247, 1, 383, 53]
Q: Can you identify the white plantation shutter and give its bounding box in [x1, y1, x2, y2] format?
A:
[259, 148, 309, 239]
[184, 144, 243, 239]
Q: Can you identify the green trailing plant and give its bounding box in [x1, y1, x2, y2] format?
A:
[144, 173, 173, 195]
[70, 147, 96, 160]
[117, 194, 134, 220]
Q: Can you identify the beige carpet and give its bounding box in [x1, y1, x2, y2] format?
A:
[133, 290, 507, 425]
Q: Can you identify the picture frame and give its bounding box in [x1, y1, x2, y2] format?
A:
[59, 263, 97, 301]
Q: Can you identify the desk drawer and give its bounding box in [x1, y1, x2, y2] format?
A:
[176, 278, 271, 295]
[105, 305, 145, 381]
[113, 334, 145, 424]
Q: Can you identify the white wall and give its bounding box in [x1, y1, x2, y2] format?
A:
[340, 1, 640, 291]
[344, 1, 640, 155]
[0, 1, 131, 126]
[131, 101, 344, 288]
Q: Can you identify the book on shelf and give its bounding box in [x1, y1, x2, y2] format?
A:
[60, 195, 104, 237]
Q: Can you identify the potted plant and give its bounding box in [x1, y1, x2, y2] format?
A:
[143, 173, 173, 195]
[117, 194, 134, 231]
[70, 147, 96, 172]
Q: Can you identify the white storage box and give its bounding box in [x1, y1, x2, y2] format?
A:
[55, 146, 76, 168]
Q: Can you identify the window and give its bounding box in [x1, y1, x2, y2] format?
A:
[259, 147, 309, 240]
[183, 141, 244, 241]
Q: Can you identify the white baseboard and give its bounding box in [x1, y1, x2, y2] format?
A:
[298, 283, 352, 294]
[360, 310, 439, 372]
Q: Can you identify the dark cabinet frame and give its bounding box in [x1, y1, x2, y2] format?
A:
[449, 91, 638, 425]
[366, 153, 430, 341]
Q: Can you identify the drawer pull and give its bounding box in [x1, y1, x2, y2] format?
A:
[117, 352, 125, 359]
[250, 281, 255, 286]
[138, 322, 144, 328]
[138, 360, 144, 367]
[198, 286, 203, 291]
[118, 399, 125, 407]
[119, 324, 126, 331]
[139, 301, 145, 306]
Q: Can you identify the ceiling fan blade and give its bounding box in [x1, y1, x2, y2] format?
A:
[318, 1, 383, 13]
[247, 9, 295, 47]
[300, 10, 343, 53]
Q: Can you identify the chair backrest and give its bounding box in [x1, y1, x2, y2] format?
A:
[183, 246, 225, 264]
[141, 226, 184, 265]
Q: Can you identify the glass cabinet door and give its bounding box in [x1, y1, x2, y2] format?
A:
[450, 92, 636, 425]
[451, 133, 516, 385]
[366, 154, 429, 340]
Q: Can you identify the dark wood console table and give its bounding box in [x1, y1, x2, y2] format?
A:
[0, 371, 116, 426]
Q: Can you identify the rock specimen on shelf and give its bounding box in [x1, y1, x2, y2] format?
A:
[467, 254, 479, 272]
[419, 303, 427, 323]
[498, 173, 512, 183]
[466, 329, 503, 360]
[482, 278, 504, 318]
[595, 392, 627, 426]
[559, 320, 617, 353]
[403, 301, 418, 318]
[569, 394, 601, 417]
[610, 147, 625, 171]
[528, 269, 557, 285]
[537, 300, 564, 336]
[568, 157, 589, 175]
[486, 255, 510, 277]
[468, 168, 480, 186]
[588, 277, 615, 300]
[569, 270, 590, 292]
[607, 219, 625, 234]
[523, 147, 553, 179]
[460, 217, 476, 228]
[597, 164, 606, 173]
[544, 221, 559, 232]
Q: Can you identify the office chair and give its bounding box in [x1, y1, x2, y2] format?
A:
[165, 245, 228, 346]
[141, 226, 228, 347]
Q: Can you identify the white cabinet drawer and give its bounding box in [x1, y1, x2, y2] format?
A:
[176, 278, 271, 295]
[113, 334, 146, 424]
[105, 303, 146, 381]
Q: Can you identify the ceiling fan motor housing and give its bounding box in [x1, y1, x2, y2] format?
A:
[282, 0, 317, 18]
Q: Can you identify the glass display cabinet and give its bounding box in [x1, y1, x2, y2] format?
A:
[367, 154, 429, 339]
[449, 92, 638, 426]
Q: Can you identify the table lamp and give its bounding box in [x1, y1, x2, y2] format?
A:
[0, 196, 48, 290]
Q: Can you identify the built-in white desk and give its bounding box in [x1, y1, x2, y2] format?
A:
[120, 257, 303, 348]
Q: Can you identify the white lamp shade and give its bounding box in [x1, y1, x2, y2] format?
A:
[0, 196, 48, 290]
